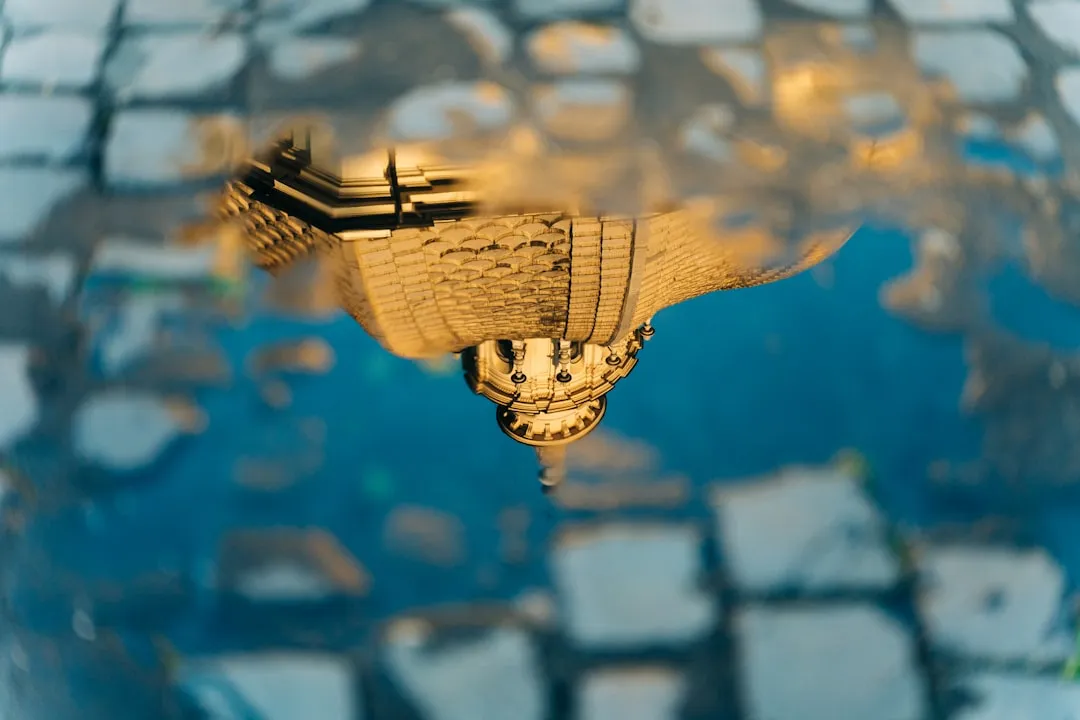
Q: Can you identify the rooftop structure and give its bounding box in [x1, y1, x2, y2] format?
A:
[218, 139, 849, 486]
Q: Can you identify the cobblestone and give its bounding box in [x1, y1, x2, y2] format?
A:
[1, 0, 120, 31]
[382, 620, 545, 720]
[736, 604, 926, 720]
[92, 294, 185, 378]
[0, 168, 85, 244]
[711, 466, 900, 595]
[629, 0, 763, 45]
[526, 24, 641, 76]
[124, 0, 246, 27]
[445, 7, 512, 66]
[891, 0, 1014, 24]
[255, 0, 373, 41]
[91, 239, 219, 280]
[1059, 68, 1080, 126]
[912, 30, 1027, 104]
[217, 529, 370, 602]
[1029, 0, 1080, 56]
[0, 95, 93, 163]
[267, 38, 361, 82]
[0, 31, 108, 90]
[515, 0, 622, 20]
[785, 0, 870, 16]
[550, 524, 716, 648]
[0, 252, 77, 305]
[106, 33, 247, 101]
[916, 545, 1074, 662]
[385, 81, 515, 143]
[71, 390, 184, 471]
[180, 653, 358, 720]
[700, 49, 766, 105]
[953, 672, 1080, 719]
[0, 343, 37, 452]
[231, 563, 336, 602]
[578, 667, 687, 720]
[104, 109, 243, 187]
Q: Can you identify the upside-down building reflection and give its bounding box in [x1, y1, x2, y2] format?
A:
[217, 135, 850, 488]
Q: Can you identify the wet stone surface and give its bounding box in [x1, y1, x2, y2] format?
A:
[105, 33, 248, 101]
[550, 523, 717, 649]
[0, 168, 86, 243]
[379, 620, 546, 720]
[3, 2, 1080, 720]
[711, 465, 900, 596]
[103, 109, 244, 186]
[1, 0, 121, 31]
[736, 604, 927, 720]
[577, 667, 687, 720]
[0, 95, 94, 163]
[0, 31, 109, 90]
[915, 545, 1075, 664]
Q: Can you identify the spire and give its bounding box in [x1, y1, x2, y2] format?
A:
[536, 445, 568, 489]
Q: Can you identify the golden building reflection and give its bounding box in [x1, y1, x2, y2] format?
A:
[217, 134, 850, 488]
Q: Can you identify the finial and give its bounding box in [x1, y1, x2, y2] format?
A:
[510, 340, 527, 384]
[536, 446, 567, 490]
[641, 317, 656, 339]
[555, 339, 572, 382]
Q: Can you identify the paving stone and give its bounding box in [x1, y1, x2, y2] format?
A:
[711, 465, 900, 595]
[0, 253, 78, 306]
[92, 294, 185, 378]
[952, 672, 1080, 719]
[785, 0, 870, 16]
[1029, 0, 1080, 56]
[579, 667, 687, 720]
[550, 524, 716, 648]
[916, 545, 1074, 662]
[72, 390, 184, 471]
[912, 30, 1027, 104]
[106, 33, 247, 101]
[515, 0, 622, 20]
[736, 604, 925, 720]
[445, 7, 513, 66]
[700, 49, 766, 105]
[0, 95, 93, 163]
[231, 564, 338, 602]
[91, 239, 219, 280]
[527, 23, 641, 76]
[124, 0, 246, 27]
[0, 168, 86, 243]
[255, 0, 372, 41]
[1059, 67, 1080, 127]
[1013, 114, 1061, 162]
[533, 79, 631, 143]
[0, 32, 107, 89]
[629, 0, 762, 45]
[381, 620, 545, 720]
[216, 529, 370, 602]
[890, 0, 1014, 24]
[679, 104, 735, 162]
[386, 81, 515, 143]
[179, 654, 358, 720]
[2, 0, 120, 31]
[104, 109, 245, 187]
[268, 38, 361, 82]
[0, 344, 38, 452]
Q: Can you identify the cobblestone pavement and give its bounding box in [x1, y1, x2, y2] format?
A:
[3, 0, 1080, 719]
